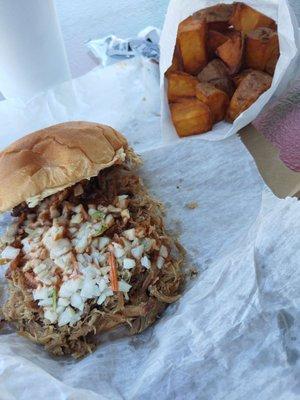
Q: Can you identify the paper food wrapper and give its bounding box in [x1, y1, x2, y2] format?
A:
[160, 0, 299, 143]
[1, 52, 300, 399]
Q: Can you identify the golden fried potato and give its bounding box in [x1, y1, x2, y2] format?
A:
[245, 27, 279, 75]
[178, 15, 194, 28]
[170, 98, 213, 137]
[178, 17, 208, 75]
[194, 4, 234, 31]
[208, 30, 230, 53]
[210, 77, 235, 99]
[167, 72, 199, 102]
[229, 3, 276, 34]
[224, 28, 242, 40]
[226, 70, 272, 122]
[166, 42, 184, 75]
[196, 82, 229, 122]
[232, 69, 255, 87]
[216, 31, 244, 74]
[197, 59, 235, 98]
[265, 50, 279, 76]
[197, 59, 229, 82]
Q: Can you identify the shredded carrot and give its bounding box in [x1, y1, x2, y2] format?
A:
[108, 251, 119, 292]
[70, 252, 79, 273]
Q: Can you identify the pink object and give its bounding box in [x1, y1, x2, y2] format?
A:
[254, 81, 300, 171]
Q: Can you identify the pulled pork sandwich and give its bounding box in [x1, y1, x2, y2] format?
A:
[0, 122, 183, 358]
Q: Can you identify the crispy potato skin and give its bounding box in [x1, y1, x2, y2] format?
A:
[196, 82, 229, 122]
[226, 70, 272, 122]
[166, 42, 184, 75]
[170, 98, 213, 137]
[167, 72, 199, 102]
[194, 4, 234, 31]
[197, 59, 228, 82]
[210, 77, 235, 99]
[245, 27, 279, 75]
[197, 59, 235, 99]
[208, 30, 230, 53]
[178, 18, 208, 75]
[229, 3, 276, 34]
[232, 68, 255, 87]
[216, 32, 244, 74]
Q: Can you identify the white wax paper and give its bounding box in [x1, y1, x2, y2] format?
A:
[0, 55, 300, 400]
[160, 0, 299, 143]
[0, 57, 161, 153]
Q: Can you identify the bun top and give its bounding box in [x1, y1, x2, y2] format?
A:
[0, 122, 128, 212]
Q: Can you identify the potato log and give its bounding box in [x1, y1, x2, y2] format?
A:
[229, 3, 276, 34]
[196, 82, 229, 122]
[216, 32, 244, 74]
[194, 4, 234, 31]
[170, 98, 213, 137]
[226, 71, 272, 122]
[245, 27, 279, 75]
[178, 17, 208, 75]
[167, 72, 199, 102]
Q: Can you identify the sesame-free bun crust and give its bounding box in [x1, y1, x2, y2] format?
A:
[0, 121, 128, 212]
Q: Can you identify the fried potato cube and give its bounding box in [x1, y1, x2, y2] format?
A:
[166, 42, 184, 75]
[245, 28, 279, 75]
[194, 4, 234, 31]
[226, 70, 272, 122]
[224, 28, 242, 40]
[178, 15, 194, 28]
[170, 98, 213, 137]
[265, 50, 279, 76]
[196, 82, 229, 122]
[210, 77, 235, 99]
[178, 17, 208, 75]
[216, 32, 244, 74]
[229, 3, 276, 34]
[208, 30, 230, 52]
[197, 59, 235, 98]
[197, 59, 229, 82]
[167, 72, 199, 102]
[232, 69, 255, 87]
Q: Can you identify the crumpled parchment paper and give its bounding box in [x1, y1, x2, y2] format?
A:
[0, 56, 300, 400]
[160, 0, 299, 143]
[87, 27, 160, 66]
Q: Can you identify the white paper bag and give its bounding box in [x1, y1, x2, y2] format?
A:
[160, 0, 299, 143]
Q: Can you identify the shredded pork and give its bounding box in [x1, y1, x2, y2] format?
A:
[1, 159, 183, 358]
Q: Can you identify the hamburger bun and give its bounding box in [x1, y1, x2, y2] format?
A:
[0, 122, 128, 212]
